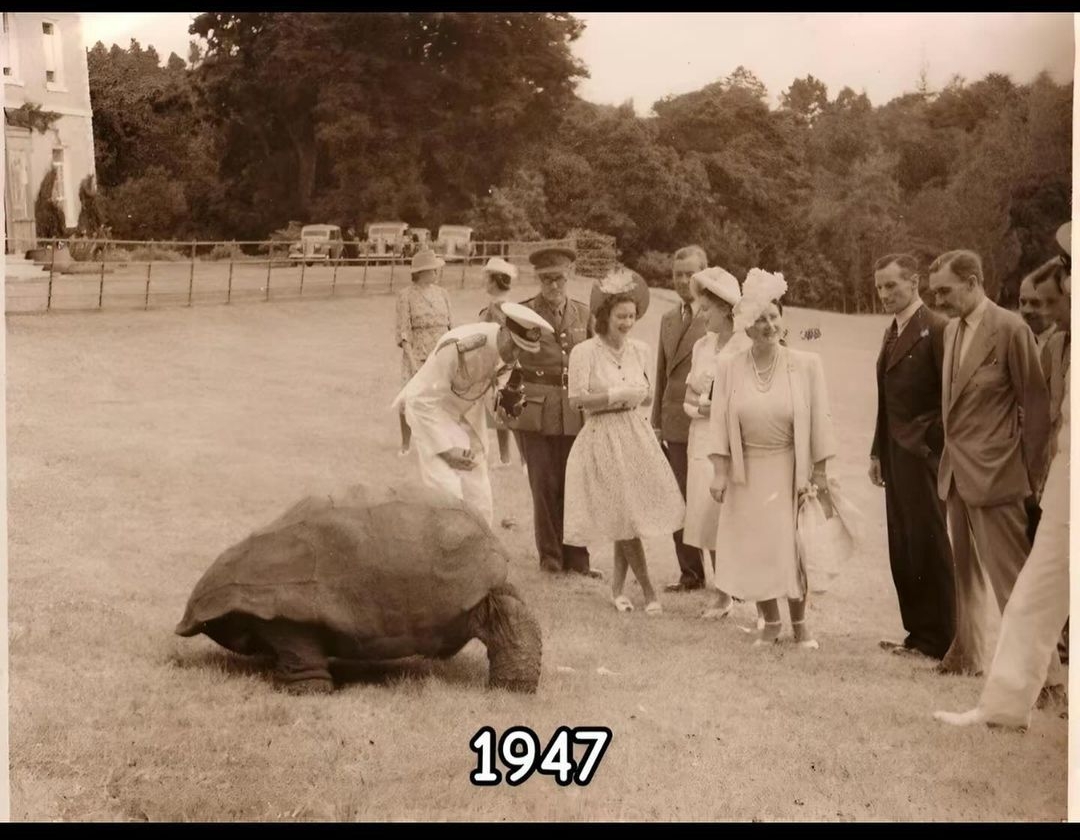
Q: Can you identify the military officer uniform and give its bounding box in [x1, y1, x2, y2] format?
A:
[393, 305, 553, 526]
[507, 246, 597, 576]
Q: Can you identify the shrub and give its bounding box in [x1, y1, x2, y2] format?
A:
[98, 167, 190, 240]
[35, 168, 66, 242]
[206, 241, 245, 261]
[566, 227, 616, 279]
[630, 250, 673, 288]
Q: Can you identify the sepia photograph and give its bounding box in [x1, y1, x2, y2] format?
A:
[1, 10, 1075, 822]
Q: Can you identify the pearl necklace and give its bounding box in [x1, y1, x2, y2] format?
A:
[750, 348, 779, 392]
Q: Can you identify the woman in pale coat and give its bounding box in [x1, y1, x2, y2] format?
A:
[708, 269, 836, 648]
[681, 267, 752, 619]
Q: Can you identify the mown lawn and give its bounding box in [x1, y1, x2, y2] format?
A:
[5, 276, 1066, 821]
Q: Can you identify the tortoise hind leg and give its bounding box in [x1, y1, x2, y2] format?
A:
[251, 618, 334, 695]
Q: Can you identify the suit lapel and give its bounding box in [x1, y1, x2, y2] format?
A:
[876, 325, 889, 375]
[661, 307, 681, 374]
[941, 319, 956, 415]
[949, 304, 999, 409]
[671, 312, 704, 371]
[886, 305, 930, 371]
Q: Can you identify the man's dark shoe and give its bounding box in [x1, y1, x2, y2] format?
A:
[664, 581, 703, 593]
[539, 557, 562, 574]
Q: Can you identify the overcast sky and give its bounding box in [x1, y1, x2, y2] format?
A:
[80, 12, 1075, 114]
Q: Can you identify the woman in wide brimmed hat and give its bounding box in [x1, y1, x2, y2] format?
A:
[395, 249, 453, 456]
[681, 266, 753, 619]
[563, 267, 686, 615]
[478, 257, 521, 467]
[707, 268, 837, 649]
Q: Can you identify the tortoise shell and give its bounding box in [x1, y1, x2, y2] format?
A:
[175, 483, 509, 660]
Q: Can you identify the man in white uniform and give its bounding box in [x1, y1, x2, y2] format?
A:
[392, 302, 554, 525]
[934, 222, 1071, 730]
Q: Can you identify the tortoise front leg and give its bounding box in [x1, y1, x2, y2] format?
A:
[253, 618, 334, 695]
[468, 583, 542, 693]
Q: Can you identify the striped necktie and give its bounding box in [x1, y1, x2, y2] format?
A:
[883, 319, 899, 361]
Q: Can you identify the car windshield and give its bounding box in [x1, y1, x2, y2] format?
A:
[303, 229, 331, 239]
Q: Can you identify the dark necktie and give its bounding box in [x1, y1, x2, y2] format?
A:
[952, 318, 967, 382]
[682, 304, 693, 324]
[883, 319, 899, 361]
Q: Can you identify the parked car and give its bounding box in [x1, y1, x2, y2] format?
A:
[409, 227, 432, 253]
[365, 221, 410, 257]
[435, 225, 476, 262]
[288, 224, 344, 266]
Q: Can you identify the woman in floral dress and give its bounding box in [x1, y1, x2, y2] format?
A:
[395, 250, 454, 455]
[563, 269, 687, 615]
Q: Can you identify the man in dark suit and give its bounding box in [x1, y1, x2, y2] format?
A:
[929, 249, 1051, 677]
[507, 246, 599, 577]
[870, 254, 955, 660]
[653, 245, 709, 592]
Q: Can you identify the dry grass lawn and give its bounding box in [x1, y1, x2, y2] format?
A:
[5, 275, 1067, 821]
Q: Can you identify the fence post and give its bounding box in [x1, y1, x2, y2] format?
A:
[47, 239, 57, 312]
[188, 241, 196, 306]
[99, 248, 106, 309]
[266, 246, 273, 301]
[299, 259, 306, 298]
[331, 256, 339, 296]
[226, 257, 234, 305]
[362, 255, 369, 290]
[460, 257, 466, 289]
[389, 258, 395, 291]
[144, 258, 152, 310]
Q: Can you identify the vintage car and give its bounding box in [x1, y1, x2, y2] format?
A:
[288, 224, 344, 265]
[365, 221, 410, 257]
[435, 225, 476, 262]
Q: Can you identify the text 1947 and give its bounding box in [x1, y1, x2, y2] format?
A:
[469, 726, 612, 787]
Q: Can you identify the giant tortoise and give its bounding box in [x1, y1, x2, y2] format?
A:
[175, 482, 542, 694]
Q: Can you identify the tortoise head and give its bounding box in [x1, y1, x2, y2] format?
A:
[468, 583, 542, 693]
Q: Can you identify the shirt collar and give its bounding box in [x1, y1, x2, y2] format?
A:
[1039, 323, 1058, 344]
[894, 297, 923, 334]
[963, 296, 990, 331]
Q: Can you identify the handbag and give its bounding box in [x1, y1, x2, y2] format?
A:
[795, 477, 860, 595]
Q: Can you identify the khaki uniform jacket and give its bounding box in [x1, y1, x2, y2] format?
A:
[506, 294, 592, 437]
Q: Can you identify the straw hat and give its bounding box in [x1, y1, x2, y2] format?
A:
[410, 249, 445, 275]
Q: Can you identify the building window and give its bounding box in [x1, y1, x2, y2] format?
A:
[2, 12, 22, 83]
[42, 18, 65, 89]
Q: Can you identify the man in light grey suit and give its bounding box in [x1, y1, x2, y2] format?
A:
[929, 249, 1051, 677]
[653, 245, 709, 591]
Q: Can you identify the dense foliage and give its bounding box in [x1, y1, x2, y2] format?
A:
[87, 14, 1071, 309]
